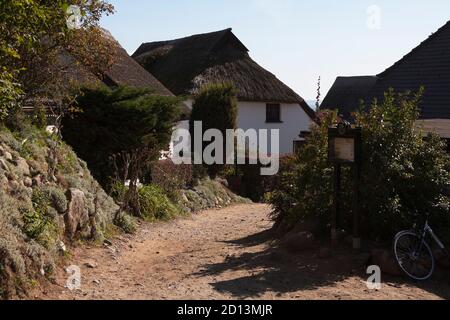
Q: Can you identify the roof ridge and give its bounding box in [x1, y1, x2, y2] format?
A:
[140, 28, 232, 47]
[377, 20, 450, 77]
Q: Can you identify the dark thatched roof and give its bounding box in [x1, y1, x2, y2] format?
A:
[320, 76, 378, 119]
[132, 28, 315, 119]
[55, 30, 175, 96]
[321, 20, 450, 120]
[102, 31, 174, 96]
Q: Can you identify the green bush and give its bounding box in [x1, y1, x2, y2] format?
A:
[23, 189, 58, 248]
[42, 187, 67, 214]
[268, 89, 450, 242]
[138, 185, 180, 221]
[62, 86, 182, 189]
[190, 83, 237, 178]
[114, 213, 136, 234]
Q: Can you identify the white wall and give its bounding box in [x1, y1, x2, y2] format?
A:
[237, 101, 312, 155]
[165, 100, 313, 159]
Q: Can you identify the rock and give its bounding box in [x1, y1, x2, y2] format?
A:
[7, 180, 20, 192]
[281, 231, 315, 252]
[3, 151, 13, 162]
[318, 247, 332, 259]
[84, 261, 98, 269]
[0, 159, 9, 172]
[57, 241, 67, 253]
[371, 249, 403, 276]
[14, 157, 30, 176]
[23, 177, 33, 188]
[65, 188, 89, 240]
[32, 175, 45, 187]
[104, 239, 113, 246]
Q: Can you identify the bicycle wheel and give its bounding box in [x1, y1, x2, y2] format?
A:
[393, 231, 435, 281]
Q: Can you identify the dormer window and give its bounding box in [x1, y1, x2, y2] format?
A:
[266, 103, 281, 123]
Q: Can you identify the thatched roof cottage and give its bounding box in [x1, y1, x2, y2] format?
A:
[321, 21, 450, 147]
[132, 28, 315, 155]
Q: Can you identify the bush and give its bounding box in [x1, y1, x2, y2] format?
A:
[268, 89, 450, 242]
[23, 189, 59, 248]
[190, 83, 237, 178]
[138, 185, 180, 221]
[151, 160, 193, 200]
[114, 213, 136, 234]
[62, 86, 182, 189]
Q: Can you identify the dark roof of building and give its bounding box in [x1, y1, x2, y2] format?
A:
[320, 76, 378, 119]
[132, 28, 315, 119]
[103, 32, 174, 96]
[320, 21, 450, 120]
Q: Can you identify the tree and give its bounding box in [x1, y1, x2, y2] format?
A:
[189, 82, 238, 178]
[62, 86, 182, 217]
[0, 0, 115, 121]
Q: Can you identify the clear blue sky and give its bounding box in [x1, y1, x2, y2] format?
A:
[101, 0, 450, 101]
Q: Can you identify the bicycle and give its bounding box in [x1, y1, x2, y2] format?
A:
[393, 212, 449, 281]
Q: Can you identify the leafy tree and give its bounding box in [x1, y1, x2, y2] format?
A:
[189, 83, 238, 178]
[62, 86, 181, 217]
[0, 0, 115, 121]
[268, 89, 450, 242]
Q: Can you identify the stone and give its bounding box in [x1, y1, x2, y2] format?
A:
[65, 188, 89, 239]
[84, 261, 98, 269]
[3, 151, 13, 162]
[0, 159, 9, 172]
[57, 241, 67, 253]
[23, 177, 33, 188]
[7, 180, 20, 192]
[370, 249, 403, 276]
[14, 157, 30, 176]
[32, 175, 45, 187]
[281, 231, 315, 252]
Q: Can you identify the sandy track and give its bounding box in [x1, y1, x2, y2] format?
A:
[36, 204, 449, 300]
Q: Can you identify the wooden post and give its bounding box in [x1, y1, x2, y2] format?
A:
[353, 163, 361, 250]
[332, 163, 341, 247]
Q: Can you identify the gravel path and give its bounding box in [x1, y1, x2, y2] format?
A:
[36, 204, 450, 300]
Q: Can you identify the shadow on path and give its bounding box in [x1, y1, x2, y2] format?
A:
[196, 229, 450, 299]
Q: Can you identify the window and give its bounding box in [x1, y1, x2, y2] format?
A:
[266, 103, 281, 123]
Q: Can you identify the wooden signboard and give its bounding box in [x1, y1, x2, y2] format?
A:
[328, 123, 362, 250]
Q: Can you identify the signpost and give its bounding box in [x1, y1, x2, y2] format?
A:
[328, 123, 362, 250]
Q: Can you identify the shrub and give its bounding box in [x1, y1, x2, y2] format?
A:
[138, 185, 180, 221]
[190, 83, 237, 178]
[42, 187, 67, 214]
[268, 89, 450, 242]
[62, 86, 182, 189]
[151, 160, 193, 200]
[114, 213, 136, 234]
[22, 189, 58, 248]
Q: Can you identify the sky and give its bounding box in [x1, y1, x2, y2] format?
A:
[101, 0, 450, 102]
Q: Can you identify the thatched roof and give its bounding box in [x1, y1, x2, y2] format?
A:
[132, 29, 315, 119]
[102, 30, 174, 95]
[320, 76, 378, 119]
[321, 21, 450, 120]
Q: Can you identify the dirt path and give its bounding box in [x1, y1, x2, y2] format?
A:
[36, 204, 450, 300]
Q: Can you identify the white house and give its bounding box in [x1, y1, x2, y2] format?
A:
[132, 28, 316, 155]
